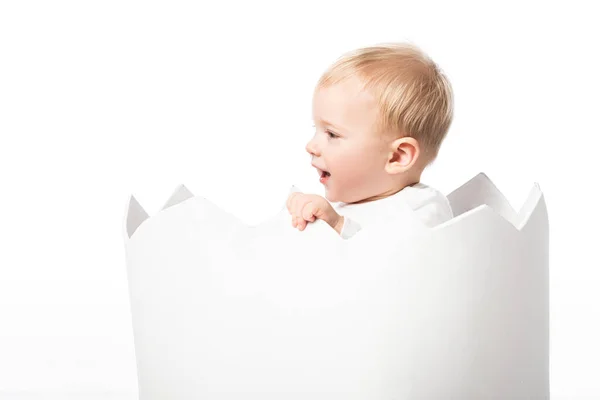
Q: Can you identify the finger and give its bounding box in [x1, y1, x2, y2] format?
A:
[289, 192, 303, 211]
[292, 216, 297, 228]
[289, 195, 297, 213]
[286, 193, 297, 211]
[292, 199, 306, 218]
[295, 192, 305, 204]
[302, 202, 317, 222]
[298, 219, 307, 231]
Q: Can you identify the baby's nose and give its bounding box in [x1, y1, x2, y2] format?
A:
[305, 139, 320, 156]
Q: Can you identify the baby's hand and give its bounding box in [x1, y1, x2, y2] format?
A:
[286, 192, 344, 234]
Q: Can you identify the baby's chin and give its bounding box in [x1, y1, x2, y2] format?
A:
[324, 184, 372, 203]
[323, 189, 349, 204]
[325, 187, 377, 204]
[323, 189, 337, 203]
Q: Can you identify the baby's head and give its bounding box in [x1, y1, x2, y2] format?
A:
[306, 42, 454, 204]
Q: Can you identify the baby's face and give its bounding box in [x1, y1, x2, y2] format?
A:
[307, 76, 391, 203]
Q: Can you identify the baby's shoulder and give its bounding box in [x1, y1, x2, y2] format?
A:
[400, 182, 453, 227]
[403, 182, 447, 203]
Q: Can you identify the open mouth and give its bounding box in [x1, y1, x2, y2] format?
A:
[313, 164, 331, 184]
[319, 169, 331, 184]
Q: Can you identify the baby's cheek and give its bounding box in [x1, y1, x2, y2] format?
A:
[343, 163, 372, 183]
[335, 171, 367, 198]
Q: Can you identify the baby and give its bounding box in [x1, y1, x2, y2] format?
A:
[287, 42, 454, 239]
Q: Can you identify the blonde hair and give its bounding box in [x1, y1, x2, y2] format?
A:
[316, 42, 454, 163]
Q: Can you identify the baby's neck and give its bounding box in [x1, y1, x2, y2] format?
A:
[350, 179, 420, 205]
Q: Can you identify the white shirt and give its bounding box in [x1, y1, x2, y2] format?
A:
[333, 182, 454, 239]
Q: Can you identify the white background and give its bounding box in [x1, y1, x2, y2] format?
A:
[1, 1, 598, 398]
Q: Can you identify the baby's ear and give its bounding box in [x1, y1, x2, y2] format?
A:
[385, 137, 420, 174]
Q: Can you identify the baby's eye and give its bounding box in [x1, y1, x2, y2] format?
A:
[326, 130, 338, 139]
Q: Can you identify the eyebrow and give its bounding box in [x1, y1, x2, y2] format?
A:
[314, 117, 348, 133]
